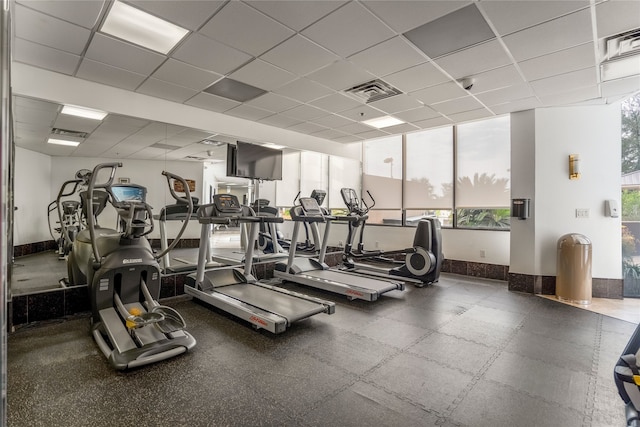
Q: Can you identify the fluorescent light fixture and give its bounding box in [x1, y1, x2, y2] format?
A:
[601, 55, 640, 81]
[61, 105, 108, 120]
[263, 143, 285, 149]
[101, 0, 189, 54]
[48, 138, 80, 147]
[362, 116, 405, 129]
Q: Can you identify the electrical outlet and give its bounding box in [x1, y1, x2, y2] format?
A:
[338, 240, 343, 247]
[480, 250, 486, 258]
[575, 208, 590, 218]
[375, 241, 379, 249]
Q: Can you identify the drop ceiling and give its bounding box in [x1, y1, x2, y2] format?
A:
[10, 0, 640, 162]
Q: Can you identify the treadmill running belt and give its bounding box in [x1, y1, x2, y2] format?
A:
[215, 284, 326, 323]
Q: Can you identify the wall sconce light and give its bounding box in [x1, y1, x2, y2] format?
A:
[569, 154, 581, 180]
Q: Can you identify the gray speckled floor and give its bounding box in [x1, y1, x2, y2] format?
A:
[7, 274, 634, 427]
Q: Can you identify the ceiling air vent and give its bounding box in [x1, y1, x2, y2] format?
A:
[604, 28, 640, 60]
[344, 79, 403, 104]
[51, 128, 89, 139]
[150, 142, 181, 150]
[185, 155, 206, 161]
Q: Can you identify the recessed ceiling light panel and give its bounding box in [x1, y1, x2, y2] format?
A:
[101, 0, 189, 54]
[47, 138, 80, 147]
[363, 116, 405, 129]
[61, 105, 108, 120]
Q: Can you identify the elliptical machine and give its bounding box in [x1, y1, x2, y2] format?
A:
[69, 162, 196, 370]
[340, 188, 443, 286]
[47, 169, 91, 260]
[615, 322, 640, 426]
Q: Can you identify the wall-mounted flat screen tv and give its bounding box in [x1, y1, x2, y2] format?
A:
[232, 141, 283, 181]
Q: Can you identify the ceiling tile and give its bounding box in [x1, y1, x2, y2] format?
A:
[490, 97, 542, 115]
[184, 92, 240, 113]
[348, 37, 426, 77]
[306, 60, 375, 91]
[339, 105, 386, 122]
[15, 4, 91, 55]
[17, 0, 105, 29]
[172, 33, 252, 75]
[225, 104, 274, 121]
[356, 129, 390, 139]
[309, 92, 363, 113]
[302, 2, 396, 57]
[13, 37, 80, 75]
[447, 108, 493, 124]
[76, 58, 147, 91]
[368, 94, 423, 114]
[258, 114, 302, 128]
[129, 0, 225, 31]
[394, 106, 441, 122]
[362, 1, 470, 33]
[311, 128, 350, 139]
[13, 105, 57, 126]
[229, 59, 296, 91]
[102, 114, 150, 130]
[530, 67, 598, 98]
[383, 62, 450, 93]
[336, 121, 373, 134]
[199, 1, 294, 56]
[403, 4, 495, 59]
[502, 9, 593, 61]
[246, 93, 301, 113]
[383, 122, 420, 134]
[280, 104, 326, 121]
[480, 1, 589, 36]
[475, 84, 534, 107]
[519, 43, 595, 82]
[246, 1, 347, 31]
[434, 39, 512, 80]
[595, 0, 640, 39]
[152, 59, 222, 91]
[410, 81, 468, 105]
[274, 78, 334, 103]
[286, 122, 328, 134]
[601, 75, 640, 99]
[136, 78, 198, 103]
[413, 116, 453, 129]
[538, 85, 600, 106]
[260, 35, 339, 76]
[466, 65, 525, 94]
[85, 34, 166, 75]
[310, 114, 354, 128]
[432, 96, 484, 116]
[333, 135, 364, 143]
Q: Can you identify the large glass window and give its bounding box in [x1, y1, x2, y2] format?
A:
[300, 151, 328, 208]
[328, 155, 361, 210]
[405, 126, 454, 227]
[455, 116, 511, 229]
[275, 151, 300, 207]
[362, 135, 402, 224]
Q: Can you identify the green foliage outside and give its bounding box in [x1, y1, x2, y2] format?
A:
[621, 94, 640, 285]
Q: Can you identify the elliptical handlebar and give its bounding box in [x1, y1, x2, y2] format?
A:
[154, 171, 194, 261]
[87, 163, 122, 264]
[364, 190, 375, 211]
[55, 178, 84, 247]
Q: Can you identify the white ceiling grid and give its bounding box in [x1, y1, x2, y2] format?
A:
[9, 0, 640, 161]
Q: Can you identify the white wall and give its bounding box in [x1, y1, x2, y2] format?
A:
[49, 157, 205, 240]
[510, 104, 622, 279]
[14, 147, 52, 245]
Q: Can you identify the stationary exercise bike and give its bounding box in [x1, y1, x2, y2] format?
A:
[340, 188, 443, 286]
[615, 322, 640, 426]
[69, 162, 196, 370]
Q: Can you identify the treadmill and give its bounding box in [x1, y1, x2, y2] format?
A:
[156, 198, 224, 274]
[185, 194, 335, 334]
[274, 197, 405, 302]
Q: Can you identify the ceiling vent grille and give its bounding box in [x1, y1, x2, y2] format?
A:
[185, 155, 206, 161]
[604, 28, 640, 61]
[344, 79, 403, 104]
[150, 142, 181, 150]
[51, 128, 89, 139]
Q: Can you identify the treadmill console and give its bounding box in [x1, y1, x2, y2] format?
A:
[310, 189, 326, 206]
[213, 194, 243, 216]
[299, 197, 323, 217]
[110, 184, 146, 207]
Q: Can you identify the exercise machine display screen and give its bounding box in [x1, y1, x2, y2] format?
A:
[111, 185, 146, 203]
[213, 194, 243, 214]
[300, 197, 322, 215]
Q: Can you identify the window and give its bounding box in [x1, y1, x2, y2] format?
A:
[362, 135, 402, 224]
[328, 155, 361, 209]
[405, 126, 454, 227]
[455, 116, 511, 229]
[275, 151, 300, 207]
